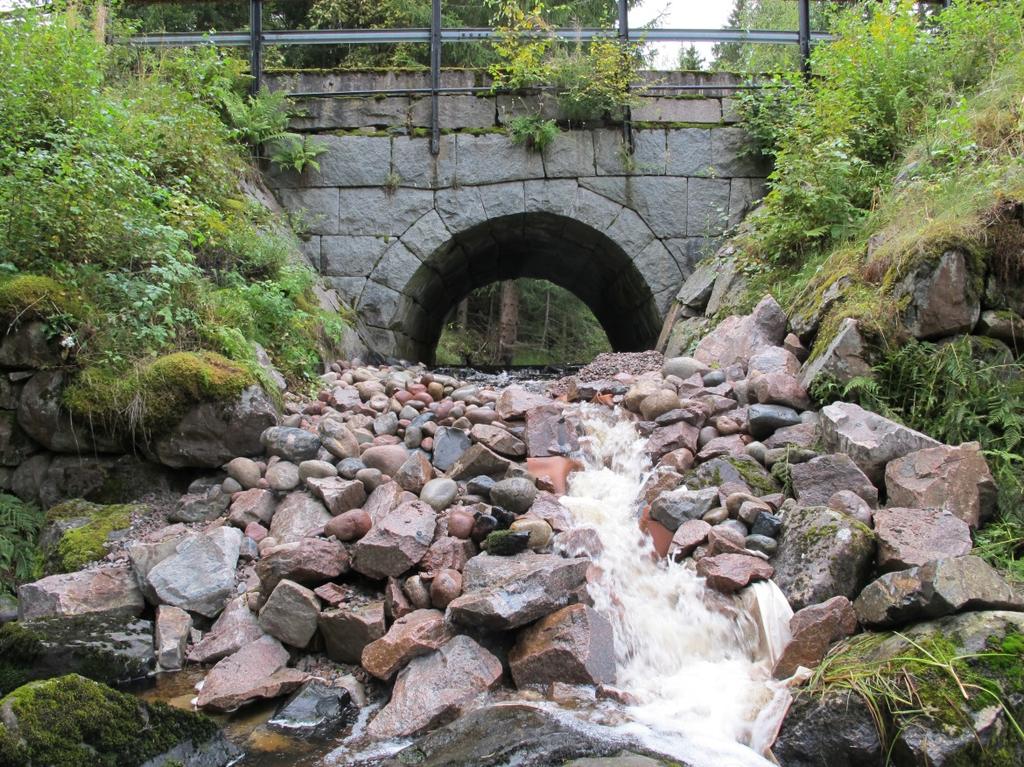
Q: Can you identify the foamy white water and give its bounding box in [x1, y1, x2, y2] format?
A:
[558, 406, 793, 767]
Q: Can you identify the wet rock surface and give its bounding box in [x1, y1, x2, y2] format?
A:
[854, 556, 1023, 627]
[772, 505, 875, 611]
[509, 604, 616, 688]
[7, 293, 1023, 767]
[365, 634, 503, 738]
[448, 552, 590, 630]
[364, 703, 676, 767]
[196, 635, 308, 712]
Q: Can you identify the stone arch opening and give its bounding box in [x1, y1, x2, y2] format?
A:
[394, 212, 662, 362]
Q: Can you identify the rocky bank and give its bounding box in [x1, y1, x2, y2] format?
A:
[1, 295, 1022, 767]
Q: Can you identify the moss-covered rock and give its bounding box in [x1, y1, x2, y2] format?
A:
[777, 610, 1024, 767]
[0, 623, 43, 698]
[0, 275, 80, 322]
[41, 500, 142, 574]
[0, 674, 236, 767]
[772, 504, 875, 612]
[682, 455, 777, 496]
[482, 530, 530, 556]
[0, 615, 154, 697]
[63, 352, 257, 435]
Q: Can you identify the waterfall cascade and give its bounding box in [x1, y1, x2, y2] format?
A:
[558, 406, 794, 767]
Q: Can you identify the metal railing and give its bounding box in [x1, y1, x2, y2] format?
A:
[124, 0, 836, 155]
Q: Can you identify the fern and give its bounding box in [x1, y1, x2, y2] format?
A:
[0, 494, 44, 595]
[508, 114, 559, 153]
[221, 89, 292, 146]
[269, 133, 328, 173]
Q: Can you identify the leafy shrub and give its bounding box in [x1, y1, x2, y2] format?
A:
[549, 38, 641, 122]
[488, 0, 555, 92]
[0, 9, 345, 397]
[488, 0, 641, 122]
[508, 115, 559, 152]
[737, 0, 1024, 265]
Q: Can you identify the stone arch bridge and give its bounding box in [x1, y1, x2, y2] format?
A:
[264, 71, 768, 361]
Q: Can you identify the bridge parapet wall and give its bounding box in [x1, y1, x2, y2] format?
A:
[264, 70, 747, 132]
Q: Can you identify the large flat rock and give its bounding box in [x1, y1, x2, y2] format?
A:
[447, 552, 590, 631]
[197, 635, 308, 712]
[854, 556, 1023, 628]
[366, 635, 502, 738]
[18, 565, 144, 621]
[819, 402, 939, 485]
[146, 527, 242, 618]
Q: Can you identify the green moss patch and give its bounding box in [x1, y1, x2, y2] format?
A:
[43, 500, 142, 574]
[807, 622, 1024, 763]
[722, 456, 778, 496]
[0, 674, 220, 767]
[63, 351, 256, 436]
[0, 275, 80, 322]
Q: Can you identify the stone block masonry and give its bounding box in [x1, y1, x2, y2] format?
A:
[263, 71, 769, 361]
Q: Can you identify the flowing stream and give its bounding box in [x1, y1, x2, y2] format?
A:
[558, 406, 794, 767]
[141, 399, 796, 767]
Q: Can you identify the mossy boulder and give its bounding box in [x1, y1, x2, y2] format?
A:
[40, 351, 277, 469]
[0, 615, 154, 697]
[682, 455, 777, 496]
[17, 370, 127, 454]
[771, 504, 875, 612]
[63, 352, 257, 434]
[41, 499, 142, 574]
[0, 674, 239, 767]
[776, 610, 1024, 767]
[0, 275, 80, 323]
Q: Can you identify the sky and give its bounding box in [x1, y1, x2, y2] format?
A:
[630, 0, 736, 68]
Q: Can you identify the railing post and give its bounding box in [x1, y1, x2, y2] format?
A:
[617, 0, 634, 155]
[430, 0, 442, 155]
[249, 0, 263, 94]
[798, 0, 811, 77]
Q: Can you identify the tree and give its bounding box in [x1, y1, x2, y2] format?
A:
[497, 280, 519, 365]
[713, 0, 839, 73]
[678, 44, 705, 71]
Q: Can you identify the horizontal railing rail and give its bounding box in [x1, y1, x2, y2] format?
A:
[124, 26, 834, 47]
[119, 0, 855, 154]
